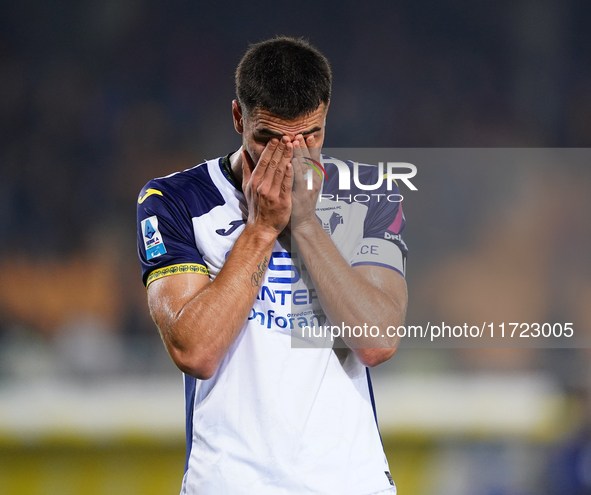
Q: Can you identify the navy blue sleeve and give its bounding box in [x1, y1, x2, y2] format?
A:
[137, 181, 208, 287]
[351, 164, 408, 276]
[362, 168, 408, 247]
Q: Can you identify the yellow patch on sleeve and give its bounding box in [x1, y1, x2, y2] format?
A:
[138, 188, 163, 204]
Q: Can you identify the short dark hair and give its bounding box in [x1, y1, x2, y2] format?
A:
[235, 36, 332, 120]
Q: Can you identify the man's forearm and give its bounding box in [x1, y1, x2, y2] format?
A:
[293, 220, 405, 353]
[154, 224, 276, 378]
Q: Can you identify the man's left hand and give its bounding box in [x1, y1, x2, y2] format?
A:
[290, 134, 323, 232]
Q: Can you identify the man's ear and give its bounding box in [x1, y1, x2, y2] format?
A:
[232, 100, 244, 134]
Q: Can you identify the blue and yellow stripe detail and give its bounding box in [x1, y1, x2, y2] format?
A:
[146, 263, 209, 287]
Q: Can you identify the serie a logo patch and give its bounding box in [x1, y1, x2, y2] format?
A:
[141, 215, 167, 260]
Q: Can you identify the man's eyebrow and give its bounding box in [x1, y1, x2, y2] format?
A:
[254, 128, 283, 137]
[302, 126, 321, 136]
[254, 126, 322, 137]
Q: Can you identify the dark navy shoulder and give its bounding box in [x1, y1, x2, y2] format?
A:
[137, 159, 226, 218]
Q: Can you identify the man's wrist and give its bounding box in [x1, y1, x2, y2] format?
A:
[241, 222, 280, 247]
[291, 216, 326, 242]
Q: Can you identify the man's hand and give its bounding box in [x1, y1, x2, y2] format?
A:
[242, 137, 293, 237]
[290, 134, 323, 232]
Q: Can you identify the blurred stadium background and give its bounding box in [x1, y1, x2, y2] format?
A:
[1, 0, 591, 493]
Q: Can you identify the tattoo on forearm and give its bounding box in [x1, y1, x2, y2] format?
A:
[251, 257, 269, 287]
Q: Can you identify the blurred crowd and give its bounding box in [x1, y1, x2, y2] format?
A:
[0, 0, 590, 370]
[0, 0, 589, 362]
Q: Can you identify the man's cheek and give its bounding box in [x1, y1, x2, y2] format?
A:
[244, 146, 260, 167]
[251, 150, 263, 166]
[248, 143, 265, 162]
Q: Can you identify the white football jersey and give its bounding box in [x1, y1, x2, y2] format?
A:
[137, 153, 407, 494]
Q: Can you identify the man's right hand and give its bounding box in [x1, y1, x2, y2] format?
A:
[241, 137, 293, 236]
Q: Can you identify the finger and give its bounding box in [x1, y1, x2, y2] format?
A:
[297, 134, 310, 158]
[302, 135, 324, 189]
[291, 138, 306, 188]
[296, 135, 317, 175]
[306, 135, 321, 163]
[251, 138, 279, 183]
[260, 137, 287, 187]
[271, 140, 292, 189]
[281, 160, 293, 195]
[294, 135, 320, 188]
[292, 134, 305, 159]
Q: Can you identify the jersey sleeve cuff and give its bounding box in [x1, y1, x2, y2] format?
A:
[146, 263, 209, 288]
[351, 261, 405, 277]
[350, 239, 405, 276]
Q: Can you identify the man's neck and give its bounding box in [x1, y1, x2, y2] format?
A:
[229, 146, 244, 186]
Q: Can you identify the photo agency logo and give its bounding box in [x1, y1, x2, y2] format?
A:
[302, 157, 418, 203]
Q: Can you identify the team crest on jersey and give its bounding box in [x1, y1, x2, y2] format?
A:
[317, 211, 343, 235]
[326, 212, 343, 235]
[142, 215, 167, 260]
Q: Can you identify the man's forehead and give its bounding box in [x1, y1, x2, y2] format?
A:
[248, 105, 326, 134]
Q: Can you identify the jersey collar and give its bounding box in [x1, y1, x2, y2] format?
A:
[220, 152, 241, 191]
